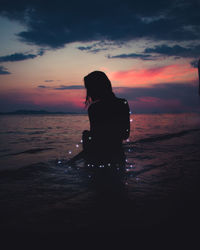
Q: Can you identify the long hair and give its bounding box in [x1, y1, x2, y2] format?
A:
[84, 71, 115, 107]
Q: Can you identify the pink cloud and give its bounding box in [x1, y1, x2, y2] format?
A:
[110, 63, 197, 86]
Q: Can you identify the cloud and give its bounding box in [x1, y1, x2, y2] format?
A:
[144, 44, 200, 58]
[78, 46, 108, 53]
[37, 84, 84, 90]
[0, 51, 44, 62]
[77, 46, 94, 51]
[0, 66, 11, 74]
[110, 63, 196, 85]
[44, 80, 54, 82]
[107, 53, 156, 60]
[38, 85, 47, 88]
[115, 82, 198, 101]
[54, 85, 84, 90]
[114, 82, 200, 113]
[0, 0, 199, 49]
[77, 41, 116, 53]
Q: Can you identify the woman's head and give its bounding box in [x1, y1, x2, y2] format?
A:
[84, 71, 114, 106]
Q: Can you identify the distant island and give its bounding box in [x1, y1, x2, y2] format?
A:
[0, 110, 86, 115]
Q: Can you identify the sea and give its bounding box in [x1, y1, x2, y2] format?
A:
[0, 113, 200, 237]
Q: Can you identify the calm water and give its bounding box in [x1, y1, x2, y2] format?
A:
[0, 113, 200, 233]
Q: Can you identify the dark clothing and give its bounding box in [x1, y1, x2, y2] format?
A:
[83, 95, 130, 165]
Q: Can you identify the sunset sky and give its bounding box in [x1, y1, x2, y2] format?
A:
[0, 0, 199, 113]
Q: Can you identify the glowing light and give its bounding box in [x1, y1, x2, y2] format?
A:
[89, 137, 92, 140]
[58, 160, 61, 164]
[130, 119, 133, 122]
[80, 139, 83, 143]
[76, 144, 79, 148]
[68, 151, 72, 154]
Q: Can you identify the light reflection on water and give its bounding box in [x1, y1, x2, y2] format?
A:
[0, 113, 200, 232]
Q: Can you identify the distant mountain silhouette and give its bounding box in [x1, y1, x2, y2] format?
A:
[0, 109, 84, 115]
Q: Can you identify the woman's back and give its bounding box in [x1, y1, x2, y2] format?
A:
[86, 95, 130, 164]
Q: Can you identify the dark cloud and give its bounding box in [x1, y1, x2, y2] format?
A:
[0, 51, 43, 62]
[38, 85, 47, 88]
[77, 41, 116, 53]
[107, 53, 156, 60]
[77, 46, 94, 51]
[0, 0, 199, 49]
[115, 82, 200, 113]
[144, 44, 200, 58]
[78, 46, 108, 53]
[0, 66, 11, 74]
[114, 82, 200, 112]
[37, 84, 84, 90]
[54, 85, 84, 90]
[44, 80, 54, 82]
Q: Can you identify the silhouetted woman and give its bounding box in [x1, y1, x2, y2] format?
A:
[82, 71, 130, 166]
